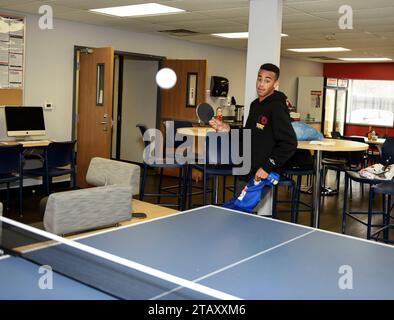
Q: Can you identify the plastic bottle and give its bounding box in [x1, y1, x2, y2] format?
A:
[230, 96, 236, 121]
[371, 129, 376, 141]
[367, 126, 372, 140]
[216, 107, 223, 121]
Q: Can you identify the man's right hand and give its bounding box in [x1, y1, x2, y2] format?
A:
[208, 117, 230, 132]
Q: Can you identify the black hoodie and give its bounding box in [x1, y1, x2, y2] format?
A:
[245, 90, 297, 174]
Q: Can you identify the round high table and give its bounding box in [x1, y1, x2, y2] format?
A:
[297, 139, 368, 228]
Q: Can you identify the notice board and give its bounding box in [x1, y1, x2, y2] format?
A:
[0, 13, 24, 106]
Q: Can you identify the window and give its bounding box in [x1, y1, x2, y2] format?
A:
[346, 79, 394, 127]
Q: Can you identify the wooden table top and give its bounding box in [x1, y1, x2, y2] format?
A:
[177, 127, 216, 137]
[297, 138, 369, 152]
[0, 139, 51, 147]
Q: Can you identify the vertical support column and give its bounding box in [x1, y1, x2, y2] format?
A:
[244, 0, 283, 122]
[245, 0, 283, 215]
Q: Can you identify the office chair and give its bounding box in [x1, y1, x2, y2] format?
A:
[137, 124, 187, 210]
[370, 181, 394, 244]
[188, 131, 238, 207]
[0, 144, 23, 216]
[331, 131, 342, 139]
[24, 141, 76, 194]
[342, 137, 394, 239]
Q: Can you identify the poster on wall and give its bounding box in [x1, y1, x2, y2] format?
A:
[326, 78, 338, 87]
[0, 17, 10, 42]
[0, 64, 8, 88]
[0, 15, 24, 89]
[9, 53, 22, 69]
[0, 41, 8, 64]
[338, 79, 348, 88]
[9, 69, 22, 87]
[9, 19, 24, 37]
[311, 90, 322, 109]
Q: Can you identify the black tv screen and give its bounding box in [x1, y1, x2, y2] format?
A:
[5, 106, 46, 135]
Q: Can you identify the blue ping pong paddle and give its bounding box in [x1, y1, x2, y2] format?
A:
[196, 102, 215, 124]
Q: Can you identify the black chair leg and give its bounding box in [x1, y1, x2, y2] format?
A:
[342, 174, 349, 234]
[233, 176, 237, 197]
[19, 178, 23, 217]
[71, 170, 76, 189]
[43, 174, 50, 195]
[294, 176, 302, 224]
[6, 182, 10, 213]
[188, 167, 193, 209]
[177, 167, 183, 210]
[157, 168, 163, 204]
[203, 171, 207, 206]
[290, 182, 297, 223]
[382, 194, 389, 242]
[222, 176, 226, 203]
[367, 187, 374, 240]
[49, 177, 53, 194]
[139, 164, 148, 200]
[181, 166, 188, 211]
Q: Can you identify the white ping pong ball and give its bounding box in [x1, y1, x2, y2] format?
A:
[156, 68, 177, 89]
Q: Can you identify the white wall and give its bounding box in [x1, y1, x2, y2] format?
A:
[279, 57, 323, 107]
[120, 59, 158, 163]
[296, 76, 324, 121]
[0, 12, 246, 141]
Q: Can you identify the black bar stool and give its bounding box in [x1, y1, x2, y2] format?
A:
[371, 182, 394, 243]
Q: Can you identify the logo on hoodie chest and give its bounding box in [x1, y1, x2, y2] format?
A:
[256, 115, 268, 130]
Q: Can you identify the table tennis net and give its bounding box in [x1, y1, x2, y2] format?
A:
[0, 217, 238, 300]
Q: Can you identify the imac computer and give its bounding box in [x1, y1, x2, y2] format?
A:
[4, 106, 46, 140]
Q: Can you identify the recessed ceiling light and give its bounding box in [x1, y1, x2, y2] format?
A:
[212, 32, 288, 39]
[339, 57, 392, 62]
[287, 47, 351, 53]
[90, 3, 185, 17]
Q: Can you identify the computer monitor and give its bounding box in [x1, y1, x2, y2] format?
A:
[4, 106, 46, 138]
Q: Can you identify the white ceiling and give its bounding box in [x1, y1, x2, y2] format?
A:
[1, 0, 394, 62]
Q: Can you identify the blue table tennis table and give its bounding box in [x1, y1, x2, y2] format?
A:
[1, 205, 394, 300]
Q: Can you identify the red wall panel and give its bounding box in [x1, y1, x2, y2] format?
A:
[324, 63, 394, 80]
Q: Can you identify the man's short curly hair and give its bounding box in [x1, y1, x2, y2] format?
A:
[260, 63, 280, 80]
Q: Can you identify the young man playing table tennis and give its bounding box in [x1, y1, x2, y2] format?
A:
[209, 63, 297, 183]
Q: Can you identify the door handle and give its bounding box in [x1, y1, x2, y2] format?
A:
[101, 113, 108, 131]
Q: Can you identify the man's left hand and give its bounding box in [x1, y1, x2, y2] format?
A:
[255, 168, 269, 181]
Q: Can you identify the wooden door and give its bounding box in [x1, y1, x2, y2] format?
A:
[76, 47, 114, 187]
[160, 59, 206, 123]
